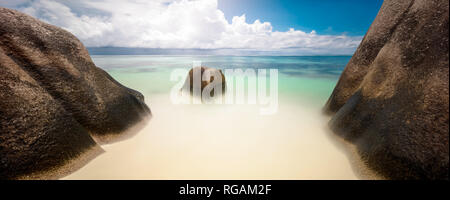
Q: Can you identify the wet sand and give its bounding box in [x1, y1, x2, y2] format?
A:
[63, 95, 371, 180]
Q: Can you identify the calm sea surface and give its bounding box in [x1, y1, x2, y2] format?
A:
[64, 56, 368, 180]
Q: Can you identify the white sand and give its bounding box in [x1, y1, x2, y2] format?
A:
[63, 94, 363, 180]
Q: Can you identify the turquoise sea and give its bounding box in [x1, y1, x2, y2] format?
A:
[95, 55, 350, 107]
[64, 55, 369, 180]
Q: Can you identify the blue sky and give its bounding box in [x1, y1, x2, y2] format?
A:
[0, 0, 383, 55]
[219, 0, 383, 36]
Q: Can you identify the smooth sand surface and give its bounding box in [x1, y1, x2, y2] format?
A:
[63, 94, 365, 180]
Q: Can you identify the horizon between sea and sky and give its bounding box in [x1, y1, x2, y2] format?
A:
[0, 0, 387, 179]
[0, 0, 383, 56]
[0, 0, 385, 114]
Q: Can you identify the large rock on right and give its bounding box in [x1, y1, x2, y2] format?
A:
[324, 0, 449, 179]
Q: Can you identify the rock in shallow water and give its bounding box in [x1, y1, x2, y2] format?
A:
[0, 7, 151, 179]
[182, 66, 226, 98]
[324, 0, 449, 179]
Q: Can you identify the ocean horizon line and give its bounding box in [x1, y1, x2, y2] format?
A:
[87, 47, 354, 57]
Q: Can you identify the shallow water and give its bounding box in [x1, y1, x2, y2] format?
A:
[63, 55, 363, 180]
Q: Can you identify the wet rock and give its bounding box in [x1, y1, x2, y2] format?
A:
[182, 66, 226, 98]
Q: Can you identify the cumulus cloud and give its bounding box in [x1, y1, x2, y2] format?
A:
[1, 0, 362, 54]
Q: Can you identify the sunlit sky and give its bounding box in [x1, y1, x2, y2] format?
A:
[219, 0, 383, 36]
[0, 0, 383, 55]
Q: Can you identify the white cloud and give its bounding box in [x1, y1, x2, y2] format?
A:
[1, 0, 362, 54]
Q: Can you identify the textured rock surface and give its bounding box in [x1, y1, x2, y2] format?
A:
[325, 0, 449, 179]
[0, 7, 151, 179]
[182, 66, 226, 97]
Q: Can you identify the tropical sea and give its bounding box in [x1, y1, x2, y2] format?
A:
[63, 55, 372, 180]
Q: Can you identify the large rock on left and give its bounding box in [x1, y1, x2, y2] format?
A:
[0, 7, 151, 179]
